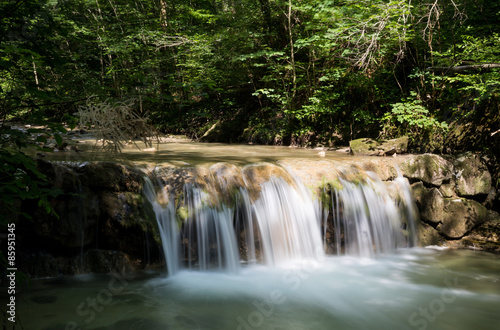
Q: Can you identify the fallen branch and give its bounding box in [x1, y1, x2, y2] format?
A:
[427, 63, 500, 73]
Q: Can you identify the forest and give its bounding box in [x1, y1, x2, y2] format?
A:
[1, 0, 499, 218]
[1, 0, 499, 147]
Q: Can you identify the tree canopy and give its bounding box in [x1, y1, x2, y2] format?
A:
[1, 0, 499, 151]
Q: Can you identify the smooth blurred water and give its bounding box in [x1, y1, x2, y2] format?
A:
[32, 139, 352, 165]
[15, 249, 500, 330]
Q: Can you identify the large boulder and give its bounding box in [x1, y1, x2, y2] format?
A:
[411, 182, 488, 239]
[411, 182, 443, 225]
[418, 223, 442, 246]
[401, 154, 453, 186]
[437, 198, 488, 238]
[349, 136, 408, 156]
[453, 153, 492, 198]
[458, 211, 500, 252]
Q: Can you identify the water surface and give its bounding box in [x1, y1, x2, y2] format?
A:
[16, 249, 500, 330]
[34, 138, 352, 165]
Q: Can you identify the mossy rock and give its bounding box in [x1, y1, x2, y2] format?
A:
[80, 162, 144, 192]
[401, 154, 453, 186]
[101, 192, 155, 228]
[453, 152, 492, 198]
[417, 222, 442, 247]
[411, 183, 444, 225]
[412, 182, 488, 239]
[349, 136, 408, 156]
[437, 198, 488, 239]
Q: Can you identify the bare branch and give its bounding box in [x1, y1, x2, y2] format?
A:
[77, 96, 159, 153]
[155, 36, 191, 50]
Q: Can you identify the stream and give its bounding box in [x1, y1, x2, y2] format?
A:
[12, 140, 500, 329]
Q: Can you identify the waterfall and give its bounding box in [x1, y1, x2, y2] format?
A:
[252, 177, 324, 264]
[329, 172, 416, 257]
[144, 164, 417, 276]
[143, 177, 181, 275]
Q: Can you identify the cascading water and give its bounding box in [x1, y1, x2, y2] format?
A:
[144, 163, 417, 276]
[329, 172, 417, 257]
[19, 147, 500, 330]
[143, 176, 181, 275]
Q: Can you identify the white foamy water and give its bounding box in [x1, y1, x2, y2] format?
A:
[17, 249, 500, 330]
[144, 164, 417, 275]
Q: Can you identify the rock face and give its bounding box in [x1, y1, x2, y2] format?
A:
[349, 136, 408, 156]
[402, 153, 498, 251]
[17, 161, 161, 277]
[412, 183, 488, 238]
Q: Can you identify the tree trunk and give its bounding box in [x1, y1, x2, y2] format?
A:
[287, 0, 296, 102]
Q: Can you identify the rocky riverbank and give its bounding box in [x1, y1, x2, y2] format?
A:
[13, 151, 500, 277]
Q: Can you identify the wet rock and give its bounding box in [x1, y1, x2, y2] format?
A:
[349, 136, 408, 156]
[17, 252, 60, 278]
[242, 163, 295, 199]
[18, 249, 139, 276]
[80, 162, 144, 192]
[412, 182, 488, 239]
[418, 222, 441, 246]
[437, 198, 488, 239]
[101, 192, 154, 226]
[401, 154, 453, 186]
[411, 182, 443, 225]
[205, 163, 245, 204]
[80, 250, 136, 274]
[453, 211, 500, 252]
[453, 152, 492, 198]
[17, 161, 162, 277]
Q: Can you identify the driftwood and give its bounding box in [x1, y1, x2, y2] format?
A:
[427, 63, 500, 73]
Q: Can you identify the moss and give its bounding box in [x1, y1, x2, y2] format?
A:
[350, 138, 378, 152]
[329, 178, 344, 191]
[177, 206, 189, 221]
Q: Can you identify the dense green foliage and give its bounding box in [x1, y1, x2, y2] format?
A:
[1, 0, 499, 150]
